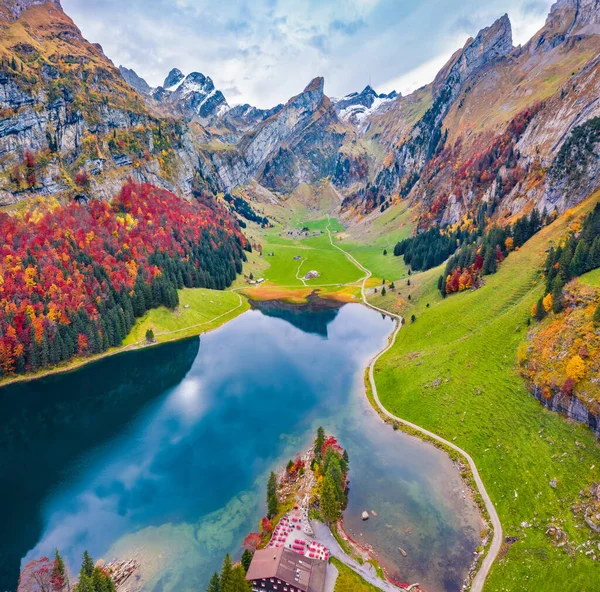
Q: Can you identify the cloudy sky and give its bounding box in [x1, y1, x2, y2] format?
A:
[61, 0, 554, 108]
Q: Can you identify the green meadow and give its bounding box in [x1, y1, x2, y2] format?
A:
[257, 223, 364, 287]
[372, 196, 600, 590]
[123, 288, 248, 345]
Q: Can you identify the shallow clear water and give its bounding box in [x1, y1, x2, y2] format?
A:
[0, 302, 481, 592]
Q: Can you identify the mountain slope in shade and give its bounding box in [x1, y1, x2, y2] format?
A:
[235, 77, 350, 192]
[119, 65, 151, 95]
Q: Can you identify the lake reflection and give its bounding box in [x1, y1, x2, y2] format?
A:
[1, 302, 481, 592]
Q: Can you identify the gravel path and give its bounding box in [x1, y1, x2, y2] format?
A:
[311, 521, 407, 592]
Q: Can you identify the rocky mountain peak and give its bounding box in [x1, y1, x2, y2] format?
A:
[332, 84, 399, 124]
[163, 68, 184, 90]
[0, 0, 62, 24]
[433, 13, 513, 99]
[150, 69, 228, 122]
[119, 66, 151, 95]
[303, 76, 325, 94]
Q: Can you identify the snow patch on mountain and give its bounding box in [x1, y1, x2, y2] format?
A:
[332, 85, 399, 124]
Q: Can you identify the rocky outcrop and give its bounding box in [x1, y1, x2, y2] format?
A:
[221, 103, 283, 133]
[240, 77, 329, 172]
[234, 77, 349, 191]
[531, 385, 600, 437]
[0, 0, 62, 24]
[119, 66, 151, 95]
[542, 117, 600, 212]
[432, 14, 513, 100]
[151, 69, 229, 123]
[163, 67, 184, 90]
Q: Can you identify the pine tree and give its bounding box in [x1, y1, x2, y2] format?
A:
[74, 574, 94, 592]
[51, 548, 69, 592]
[381, 286, 387, 296]
[552, 285, 563, 314]
[206, 572, 221, 592]
[241, 549, 252, 574]
[229, 565, 250, 592]
[321, 474, 340, 523]
[589, 237, 600, 269]
[80, 551, 94, 579]
[570, 240, 589, 277]
[534, 298, 546, 321]
[482, 249, 497, 275]
[326, 456, 344, 504]
[267, 472, 278, 518]
[315, 426, 325, 461]
[220, 555, 233, 592]
[92, 567, 116, 592]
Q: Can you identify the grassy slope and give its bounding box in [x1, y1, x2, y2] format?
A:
[372, 196, 600, 590]
[123, 288, 248, 346]
[579, 268, 600, 287]
[337, 202, 414, 281]
[331, 559, 380, 592]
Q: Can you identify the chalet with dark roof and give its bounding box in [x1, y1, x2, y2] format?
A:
[245, 547, 327, 592]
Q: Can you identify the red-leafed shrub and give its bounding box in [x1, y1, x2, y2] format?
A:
[75, 170, 89, 187]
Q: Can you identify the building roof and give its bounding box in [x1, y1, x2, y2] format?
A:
[246, 548, 327, 592]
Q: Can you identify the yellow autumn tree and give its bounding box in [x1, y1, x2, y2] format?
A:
[505, 236, 514, 252]
[566, 355, 585, 383]
[542, 293, 553, 313]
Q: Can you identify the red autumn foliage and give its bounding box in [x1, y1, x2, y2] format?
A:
[18, 557, 52, 592]
[243, 532, 262, 551]
[0, 182, 247, 376]
[24, 151, 36, 169]
[75, 170, 89, 187]
[321, 436, 343, 457]
[561, 377, 575, 396]
[261, 517, 273, 533]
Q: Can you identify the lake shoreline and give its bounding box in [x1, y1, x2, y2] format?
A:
[0, 286, 357, 391]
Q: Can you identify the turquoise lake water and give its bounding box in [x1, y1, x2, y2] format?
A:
[0, 301, 481, 591]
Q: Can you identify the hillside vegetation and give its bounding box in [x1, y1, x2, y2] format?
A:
[372, 194, 600, 590]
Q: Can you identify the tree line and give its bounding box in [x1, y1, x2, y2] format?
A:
[439, 208, 547, 296]
[223, 193, 269, 227]
[18, 549, 115, 592]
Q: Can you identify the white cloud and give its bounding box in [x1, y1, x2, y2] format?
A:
[61, 0, 554, 108]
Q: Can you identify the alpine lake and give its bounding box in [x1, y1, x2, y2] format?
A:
[0, 299, 482, 592]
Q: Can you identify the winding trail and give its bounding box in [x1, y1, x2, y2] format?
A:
[325, 219, 503, 592]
